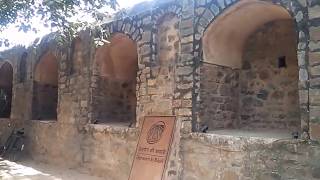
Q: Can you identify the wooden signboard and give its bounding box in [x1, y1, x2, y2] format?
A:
[129, 116, 176, 180]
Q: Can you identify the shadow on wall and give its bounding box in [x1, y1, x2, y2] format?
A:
[0, 62, 13, 118]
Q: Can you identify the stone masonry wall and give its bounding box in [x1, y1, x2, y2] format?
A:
[308, 1, 320, 139]
[92, 76, 136, 124]
[193, 0, 310, 135]
[182, 133, 320, 180]
[199, 63, 239, 130]
[239, 20, 300, 131]
[32, 82, 58, 120]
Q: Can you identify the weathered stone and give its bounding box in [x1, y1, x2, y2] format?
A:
[309, 52, 320, 66]
[309, 5, 320, 19]
[309, 41, 320, 52]
[310, 26, 320, 41]
[299, 69, 308, 81]
[310, 65, 320, 76]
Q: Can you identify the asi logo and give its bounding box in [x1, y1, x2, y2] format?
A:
[146, 121, 166, 144]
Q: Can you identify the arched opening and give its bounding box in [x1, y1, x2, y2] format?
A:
[32, 51, 58, 120]
[93, 33, 138, 125]
[19, 52, 27, 83]
[0, 62, 13, 118]
[200, 0, 300, 137]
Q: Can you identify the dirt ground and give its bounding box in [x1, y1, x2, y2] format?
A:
[0, 158, 104, 180]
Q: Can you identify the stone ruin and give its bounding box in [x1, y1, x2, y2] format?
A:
[0, 0, 320, 179]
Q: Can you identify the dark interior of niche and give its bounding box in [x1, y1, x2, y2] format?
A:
[278, 56, 287, 68]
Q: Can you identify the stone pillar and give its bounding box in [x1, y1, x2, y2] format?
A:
[308, 1, 320, 140]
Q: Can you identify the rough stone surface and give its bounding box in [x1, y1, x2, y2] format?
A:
[199, 63, 239, 130]
[182, 133, 320, 180]
[240, 20, 300, 130]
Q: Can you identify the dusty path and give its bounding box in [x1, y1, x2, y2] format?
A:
[0, 158, 104, 180]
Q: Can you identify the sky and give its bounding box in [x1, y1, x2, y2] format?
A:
[0, 0, 150, 51]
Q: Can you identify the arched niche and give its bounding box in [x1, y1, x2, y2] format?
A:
[200, 0, 300, 135]
[0, 62, 13, 118]
[202, 0, 292, 68]
[95, 33, 138, 80]
[93, 33, 138, 125]
[32, 51, 58, 120]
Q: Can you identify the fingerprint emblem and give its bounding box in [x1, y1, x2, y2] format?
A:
[147, 121, 166, 144]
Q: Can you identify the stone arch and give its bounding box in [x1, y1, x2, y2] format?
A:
[32, 51, 58, 120]
[202, 0, 293, 67]
[92, 33, 138, 125]
[197, 0, 304, 136]
[99, 17, 143, 43]
[0, 62, 13, 118]
[194, 0, 302, 39]
[152, 4, 182, 23]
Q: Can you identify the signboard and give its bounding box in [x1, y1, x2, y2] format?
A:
[129, 116, 176, 180]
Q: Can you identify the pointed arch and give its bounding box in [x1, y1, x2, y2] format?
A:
[32, 51, 58, 120]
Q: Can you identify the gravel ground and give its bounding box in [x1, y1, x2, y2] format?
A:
[0, 158, 104, 180]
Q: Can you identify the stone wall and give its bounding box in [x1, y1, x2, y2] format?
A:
[182, 134, 320, 180]
[308, 0, 320, 139]
[32, 82, 58, 120]
[26, 122, 138, 180]
[239, 20, 300, 130]
[92, 76, 136, 124]
[199, 63, 239, 130]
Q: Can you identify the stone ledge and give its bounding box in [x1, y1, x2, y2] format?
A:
[182, 131, 306, 151]
[85, 123, 138, 134]
[29, 120, 57, 124]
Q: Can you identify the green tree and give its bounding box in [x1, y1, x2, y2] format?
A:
[0, 0, 118, 47]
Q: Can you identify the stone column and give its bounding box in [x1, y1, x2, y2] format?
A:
[308, 1, 320, 140]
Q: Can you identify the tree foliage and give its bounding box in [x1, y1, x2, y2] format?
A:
[0, 0, 118, 47]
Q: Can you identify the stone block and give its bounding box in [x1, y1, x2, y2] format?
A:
[299, 90, 308, 105]
[309, 52, 320, 66]
[180, 18, 193, 29]
[295, 11, 304, 23]
[141, 31, 151, 43]
[298, 0, 307, 7]
[175, 108, 192, 116]
[182, 100, 192, 107]
[310, 26, 320, 42]
[309, 89, 320, 105]
[181, 35, 193, 44]
[181, 120, 192, 133]
[310, 65, 320, 76]
[176, 66, 193, 76]
[310, 77, 320, 87]
[299, 69, 309, 81]
[309, 5, 320, 19]
[310, 123, 320, 140]
[297, 51, 306, 66]
[309, 41, 320, 52]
